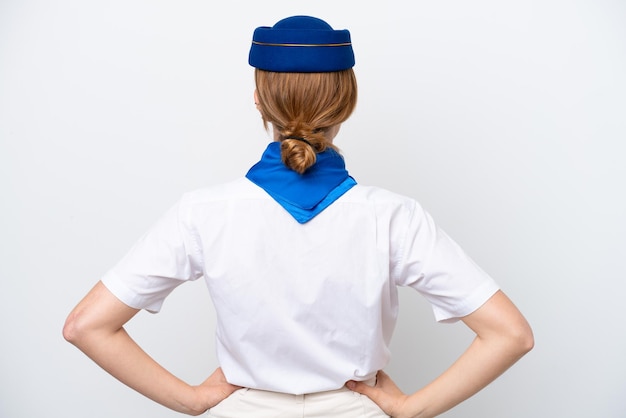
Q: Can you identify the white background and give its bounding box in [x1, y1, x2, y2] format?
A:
[1, 1, 625, 417]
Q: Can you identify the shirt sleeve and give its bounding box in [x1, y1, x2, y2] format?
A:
[393, 200, 500, 323]
[101, 195, 204, 313]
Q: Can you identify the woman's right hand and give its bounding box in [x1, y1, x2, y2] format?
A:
[346, 370, 412, 418]
[348, 291, 534, 418]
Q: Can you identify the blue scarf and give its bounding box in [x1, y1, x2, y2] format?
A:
[246, 142, 356, 223]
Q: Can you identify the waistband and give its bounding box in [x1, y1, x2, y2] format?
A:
[237, 376, 377, 402]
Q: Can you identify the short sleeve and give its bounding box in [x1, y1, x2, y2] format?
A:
[101, 195, 204, 313]
[393, 200, 499, 322]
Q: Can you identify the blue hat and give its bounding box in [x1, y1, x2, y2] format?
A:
[248, 16, 355, 72]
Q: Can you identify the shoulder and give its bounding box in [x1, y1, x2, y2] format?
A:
[343, 183, 419, 213]
[170, 178, 271, 225]
[180, 178, 268, 205]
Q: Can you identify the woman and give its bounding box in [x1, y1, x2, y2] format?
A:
[63, 15, 533, 417]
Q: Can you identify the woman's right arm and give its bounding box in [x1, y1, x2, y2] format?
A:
[63, 281, 239, 415]
[347, 290, 534, 418]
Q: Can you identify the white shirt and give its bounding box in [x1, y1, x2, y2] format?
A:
[102, 178, 499, 394]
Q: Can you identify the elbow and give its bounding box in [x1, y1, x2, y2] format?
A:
[512, 321, 535, 357]
[62, 312, 79, 344]
[522, 328, 535, 355]
[62, 310, 88, 346]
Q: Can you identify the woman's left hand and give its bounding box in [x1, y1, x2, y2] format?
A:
[193, 367, 243, 413]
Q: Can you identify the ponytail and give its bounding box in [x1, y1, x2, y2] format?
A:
[254, 69, 357, 174]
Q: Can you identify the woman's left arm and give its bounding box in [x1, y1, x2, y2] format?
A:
[347, 290, 534, 418]
[63, 281, 239, 415]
